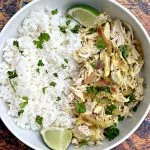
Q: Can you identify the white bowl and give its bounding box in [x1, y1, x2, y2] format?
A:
[0, 0, 149, 149]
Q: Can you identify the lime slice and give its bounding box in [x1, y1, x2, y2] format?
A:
[41, 127, 72, 150]
[67, 4, 100, 27]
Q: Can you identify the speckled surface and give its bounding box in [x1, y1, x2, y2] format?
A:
[0, 0, 150, 150]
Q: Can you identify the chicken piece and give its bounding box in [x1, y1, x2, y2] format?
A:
[112, 93, 129, 102]
[84, 72, 97, 84]
[72, 125, 92, 141]
[104, 22, 111, 40]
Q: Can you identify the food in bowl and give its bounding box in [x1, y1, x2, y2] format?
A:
[0, 4, 144, 149]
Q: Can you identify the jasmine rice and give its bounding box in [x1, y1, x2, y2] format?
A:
[0, 9, 82, 130]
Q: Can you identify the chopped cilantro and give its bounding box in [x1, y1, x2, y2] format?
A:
[90, 63, 96, 69]
[64, 58, 68, 64]
[61, 64, 67, 69]
[9, 79, 16, 93]
[49, 82, 56, 87]
[53, 73, 58, 77]
[105, 104, 117, 115]
[36, 68, 40, 73]
[65, 14, 73, 19]
[119, 45, 128, 58]
[13, 40, 19, 48]
[125, 93, 136, 104]
[46, 70, 48, 74]
[42, 87, 47, 94]
[65, 76, 73, 80]
[51, 9, 58, 15]
[118, 115, 125, 121]
[66, 20, 71, 26]
[96, 37, 106, 49]
[33, 32, 50, 49]
[7, 70, 18, 79]
[96, 87, 111, 93]
[79, 140, 88, 147]
[18, 110, 24, 116]
[59, 26, 67, 33]
[56, 96, 61, 101]
[38, 60, 44, 67]
[86, 86, 97, 95]
[104, 125, 119, 141]
[76, 102, 86, 113]
[71, 25, 80, 33]
[35, 115, 43, 125]
[19, 97, 28, 109]
[88, 28, 97, 34]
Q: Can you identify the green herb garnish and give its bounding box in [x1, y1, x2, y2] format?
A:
[65, 14, 73, 19]
[18, 110, 24, 116]
[71, 25, 80, 33]
[7, 70, 18, 79]
[56, 96, 61, 101]
[104, 125, 119, 141]
[38, 60, 44, 67]
[90, 63, 96, 69]
[86, 86, 97, 95]
[96, 37, 106, 49]
[19, 97, 28, 109]
[105, 104, 117, 115]
[49, 82, 56, 87]
[59, 26, 67, 33]
[66, 20, 71, 26]
[118, 115, 125, 121]
[42, 87, 47, 94]
[36, 68, 40, 73]
[13, 40, 19, 48]
[76, 102, 86, 113]
[125, 93, 136, 104]
[33, 32, 50, 49]
[51, 9, 58, 15]
[96, 87, 111, 93]
[88, 28, 97, 34]
[64, 58, 68, 64]
[79, 140, 88, 147]
[9, 79, 16, 93]
[119, 45, 129, 58]
[53, 73, 58, 77]
[61, 64, 67, 69]
[35, 115, 43, 125]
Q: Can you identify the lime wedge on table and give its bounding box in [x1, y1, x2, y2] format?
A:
[67, 4, 100, 27]
[41, 128, 72, 150]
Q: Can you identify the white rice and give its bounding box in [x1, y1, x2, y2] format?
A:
[0, 9, 82, 130]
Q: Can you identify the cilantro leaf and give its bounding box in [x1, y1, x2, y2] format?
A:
[49, 82, 56, 87]
[76, 102, 86, 113]
[133, 102, 141, 112]
[65, 14, 73, 19]
[13, 40, 19, 48]
[59, 26, 67, 33]
[125, 93, 136, 104]
[66, 20, 71, 26]
[7, 70, 18, 79]
[64, 58, 68, 64]
[118, 115, 125, 121]
[35, 115, 43, 125]
[19, 97, 28, 109]
[42, 87, 47, 94]
[86, 86, 97, 95]
[104, 125, 119, 140]
[119, 45, 128, 58]
[96, 37, 106, 49]
[88, 28, 97, 34]
[79, 140, 88, 147]
[53, 73, 58, 77]
[18, 110, 24, 116]
[71, 25, 80, 33]
[56, 96, 61, 101]
[22, 96, 28, 101]
[38, 60, 44, 67]
[61, 64, 67, 69]
[33, 32, 50, 49]
[105, 104, 116, 115]
[51, 9, 58, 15]
[36, 68, 40, 73]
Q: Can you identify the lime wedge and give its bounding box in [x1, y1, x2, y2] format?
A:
[67, 4, 100, 27]
[41, 127, 72, 150]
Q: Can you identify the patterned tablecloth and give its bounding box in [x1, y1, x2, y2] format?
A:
[0, 0, 149, 150]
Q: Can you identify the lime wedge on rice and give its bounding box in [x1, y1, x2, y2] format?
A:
[41, 127, 72, 150]
[67, 4, 100, 27]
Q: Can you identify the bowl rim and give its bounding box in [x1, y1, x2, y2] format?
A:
[0, 0, 150, 150]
